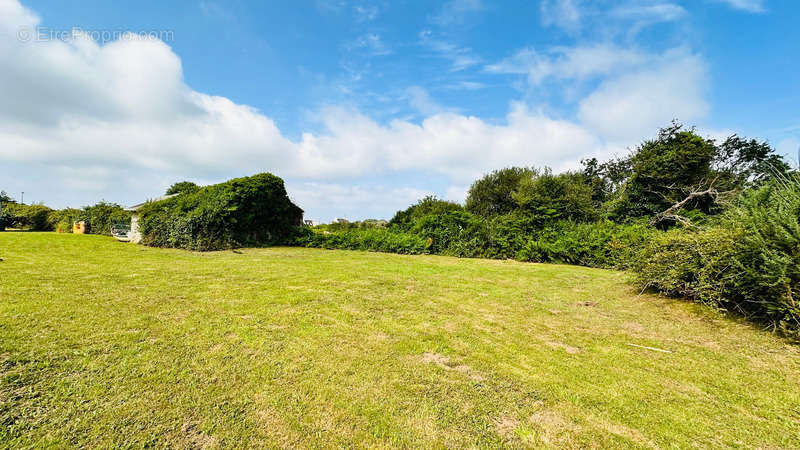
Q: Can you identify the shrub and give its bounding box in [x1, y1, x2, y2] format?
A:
[48, 208, 83, 233]
[513, 170, 599, 223]
[81, 202, 130, 235]
[466, 167, 533, 217]
[0, 203, 54, 231]
[517, 220, 654, 268]
[390, 196, 463, 231]
[410, 210, 489, 257]
[634, 176, 800, 336]
[139, 173, 303, 251]
[298, 228, 429, 255]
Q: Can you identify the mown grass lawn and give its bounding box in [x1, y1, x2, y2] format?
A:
[1, 233, 799, 448]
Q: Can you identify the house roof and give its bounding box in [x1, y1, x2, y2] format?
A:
[124, 194, 179, 212]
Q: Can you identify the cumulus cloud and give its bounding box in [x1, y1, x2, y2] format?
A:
[0, 0, 712, 220]
[577, 49, 709, 141]
[287, 182, 431, 222]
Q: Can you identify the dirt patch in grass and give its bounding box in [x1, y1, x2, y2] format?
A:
[181, 422, 218, 449]
[420, 352, 485, 381]
[494, 415, 519, 438]
[528, 409, 578, 446]
[546, 341, 581, 354]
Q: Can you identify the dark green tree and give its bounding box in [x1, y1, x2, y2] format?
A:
[465, 167, 534, 217]
[513, 170, 598, 222]
[389, 196, 463, 231]
[166, 181, 200, 195]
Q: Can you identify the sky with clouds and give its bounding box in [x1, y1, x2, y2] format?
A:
[1, 0, 798, 221]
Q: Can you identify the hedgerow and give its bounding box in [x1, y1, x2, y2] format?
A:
[297, 228, 429, 254]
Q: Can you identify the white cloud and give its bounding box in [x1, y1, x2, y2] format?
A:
[431, 0, 485, 26]
[0, 0, 713, 220]
[611, 2, 687, 33]
[444, 185, 470, 203]
[578, 49, 709, 142]
[712, 0, 766, 13]
[405, 86, 449, 116]
[776, 138, 800, 166]
[353, 5, 379, 21]
[418, 30, 482, 71]
[486, 44, 649, 85]
[346, 33, 391, 56]
[540, 0, 582, 32]
[287, 182, 431, 222]
[539, 0, 689, 35]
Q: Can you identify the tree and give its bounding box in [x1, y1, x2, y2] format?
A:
[607, 122, 789, 225]
[0, 190, 14, 203]
[166, 181, 199, 195]
[390, 196, 463, 231]
[513, 170, 598, 222]
[465, 167, 534, 217]
[713, 135, 790, 190]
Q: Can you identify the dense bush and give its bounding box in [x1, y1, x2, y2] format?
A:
[0, 201, 127, 233]
[513, 170, 599, 222]
[139, 173, 303, 251]
[48, 208, 82, 232]
[297, 227, 429, 254]
[80, 202, 130, 235]
[466, 167, 533, 217]
[518, 220, 654, 268]
[390, 196, 463, 231]
[0, 203, 54, 231]
[634, 176, 800, 336]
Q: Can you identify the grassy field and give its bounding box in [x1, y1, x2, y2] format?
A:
[1, 233, 799, 448]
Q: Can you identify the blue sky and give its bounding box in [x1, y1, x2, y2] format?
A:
[1, 0, 799, 221]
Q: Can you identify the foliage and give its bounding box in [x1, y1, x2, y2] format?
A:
[0, 202, 54, 231]
[513, 169, 599, 223]
[0, 200, 127, 234]
[48, 208, 83, 233]
[389, 196, 464, 231]
[298, 227, 429, 254]
[608, 122, 789, 221]
[166, 181, 200, 195]
[634, 175, 800, 337]
[465, 167, 533, 217]
[139, 173, 303, 251]
[80, 202, 130, 235]
[611, 123, 718, 218]
[517, 220, 654, 269]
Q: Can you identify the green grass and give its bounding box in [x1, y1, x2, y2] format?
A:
[1, 233, 799, 448]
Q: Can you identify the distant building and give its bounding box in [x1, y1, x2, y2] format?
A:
[334, 218, 349, 224]
[122, 194, 178, 243]
[303, 219, 320, 226]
